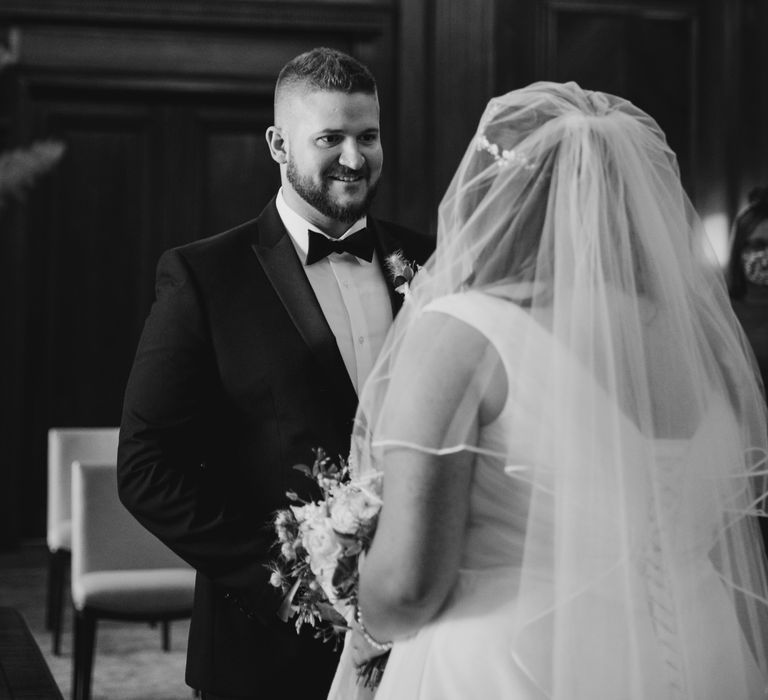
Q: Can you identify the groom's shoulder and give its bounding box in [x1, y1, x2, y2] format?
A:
[172, 217, 260, 262]
[151, 219, 262, 295]
[163, 197, 280, 270]
[155, 213, 271, 289]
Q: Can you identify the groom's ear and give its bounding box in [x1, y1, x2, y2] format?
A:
[266, 126, 288, 165]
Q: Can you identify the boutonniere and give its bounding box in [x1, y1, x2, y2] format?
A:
[385, 251, 420, 299]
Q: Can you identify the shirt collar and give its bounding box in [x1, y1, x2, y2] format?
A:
[275, 188, 368, 257]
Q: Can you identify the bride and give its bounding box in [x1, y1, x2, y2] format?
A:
[330, 81, 768, 699]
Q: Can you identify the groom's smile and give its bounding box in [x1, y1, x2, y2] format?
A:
[325, 164, 371, 191]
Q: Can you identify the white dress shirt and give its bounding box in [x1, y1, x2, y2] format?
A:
[275, 189, 392, 394]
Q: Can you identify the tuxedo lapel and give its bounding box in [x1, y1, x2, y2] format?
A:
[368, 217, 406, 316]
[250, 199, 357, 405]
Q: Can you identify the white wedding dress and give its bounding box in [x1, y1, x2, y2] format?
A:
[330, 291, 767, 700]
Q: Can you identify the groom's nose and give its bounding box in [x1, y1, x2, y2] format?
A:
[338, 139, 365, 170]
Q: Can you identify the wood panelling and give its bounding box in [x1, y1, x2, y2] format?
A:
[394, 0, 430, 233]
[14, 94, 157, 536]
[736, 0, 768, 208]
[0, 0, 390, 31]
[194, 103, 280, 236]
[15, 26, 316, 81]
[431, 0, 497, 213]
[546, 5, 698, 192]
[40, 105, 155, 406]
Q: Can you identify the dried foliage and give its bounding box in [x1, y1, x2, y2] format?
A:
[0, 140, 66, 210]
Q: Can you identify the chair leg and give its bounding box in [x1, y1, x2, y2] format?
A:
[72, 608, 96, 700]
[162, 620, 171, 652]
[45, 550, 56, 630]
[48, 549, 69, 655]
[71, 609, 81, 700]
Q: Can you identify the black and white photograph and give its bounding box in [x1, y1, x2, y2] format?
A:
[1, 1, 768, 699]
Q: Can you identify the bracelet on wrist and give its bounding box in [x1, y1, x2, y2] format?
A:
[356, 605, 394, 652]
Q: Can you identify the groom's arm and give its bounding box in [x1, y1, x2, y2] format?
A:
[117, 248, 280, 623]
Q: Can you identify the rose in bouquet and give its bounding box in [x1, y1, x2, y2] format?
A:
[268, 448, 386, 687]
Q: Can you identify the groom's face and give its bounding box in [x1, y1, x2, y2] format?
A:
[274, 88, 383, 230]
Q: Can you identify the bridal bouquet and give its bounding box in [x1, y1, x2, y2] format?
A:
[268, 448, 386, 687]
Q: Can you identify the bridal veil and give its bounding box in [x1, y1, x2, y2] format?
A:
[352, 82, 768, 697]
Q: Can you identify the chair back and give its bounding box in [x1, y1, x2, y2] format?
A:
[69, 461, 194, 699]
[47, 428, 119, 552]
[71, 460, 191, 583]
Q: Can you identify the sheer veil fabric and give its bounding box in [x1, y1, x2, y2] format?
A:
[349, 82, 768, 698]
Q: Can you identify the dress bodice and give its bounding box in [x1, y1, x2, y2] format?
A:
[425, 292, 742, 573]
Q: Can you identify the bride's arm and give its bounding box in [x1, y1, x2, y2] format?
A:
[357, 311, 504, 644]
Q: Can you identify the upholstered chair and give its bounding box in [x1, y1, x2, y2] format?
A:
[46, 427, 120, 655]
[70, 460, 195, 700]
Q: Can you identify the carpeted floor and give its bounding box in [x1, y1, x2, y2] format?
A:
[0, 542, 194, 700]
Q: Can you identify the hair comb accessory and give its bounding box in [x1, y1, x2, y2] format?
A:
[585, 90, 614, 116]
[474, 134, 535, 170]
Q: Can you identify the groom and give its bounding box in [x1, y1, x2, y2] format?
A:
[117, 47, 431, 699]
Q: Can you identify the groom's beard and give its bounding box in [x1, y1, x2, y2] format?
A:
[287, 158, 378, 225]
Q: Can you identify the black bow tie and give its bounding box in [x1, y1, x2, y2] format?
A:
[305, 228, 375, 265]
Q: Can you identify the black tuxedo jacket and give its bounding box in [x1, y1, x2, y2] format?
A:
[117, 197, 432, 698]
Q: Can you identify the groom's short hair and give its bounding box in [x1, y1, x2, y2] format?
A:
[274, 47, 377, 111]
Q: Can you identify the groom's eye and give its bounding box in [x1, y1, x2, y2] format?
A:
[317, 134, 342, 146]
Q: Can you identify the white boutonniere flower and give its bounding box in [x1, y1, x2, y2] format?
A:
[385, 251, 420, 299]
